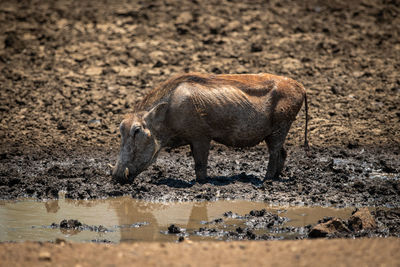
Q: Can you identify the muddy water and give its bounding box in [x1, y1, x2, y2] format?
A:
[0, 196, 358, 243]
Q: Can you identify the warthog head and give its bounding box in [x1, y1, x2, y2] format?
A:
[112, 103, 167, 183]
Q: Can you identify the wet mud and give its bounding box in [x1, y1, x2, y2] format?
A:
[0, 0, 399, 242]
[0, 145, 398, 208]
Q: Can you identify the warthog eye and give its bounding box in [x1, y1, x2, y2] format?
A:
[130, 125, 141, 138]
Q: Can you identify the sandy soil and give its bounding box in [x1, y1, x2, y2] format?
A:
[0, 238, 399, 267]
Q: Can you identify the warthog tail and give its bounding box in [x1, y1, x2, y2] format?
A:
[304, 92, 309, 149]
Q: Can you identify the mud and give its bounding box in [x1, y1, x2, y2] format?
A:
[1, 145, 398, 208]
[0, 0, 399, 239]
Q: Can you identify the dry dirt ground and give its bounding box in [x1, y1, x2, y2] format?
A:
[0, 238, 399, 267]
[0, 0, 400, 263]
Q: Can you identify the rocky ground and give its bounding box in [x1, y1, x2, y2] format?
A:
[0, 0, 399, 244]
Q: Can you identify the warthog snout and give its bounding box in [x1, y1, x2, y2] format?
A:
[111, 159, 135, 182]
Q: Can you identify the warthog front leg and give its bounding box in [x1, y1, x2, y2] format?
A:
[190, 139, 210, 183]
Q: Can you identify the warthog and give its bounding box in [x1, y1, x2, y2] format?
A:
[112, 73, 308, 183]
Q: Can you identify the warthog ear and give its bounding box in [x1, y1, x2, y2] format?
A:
[143, 102, 168, 130]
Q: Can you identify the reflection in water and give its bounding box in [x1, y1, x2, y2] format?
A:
[109, 199, 211, 242]
[45, 200, 60, 213]
[60, 227, 81, 236]
[109, 198, 159, 242]
[0, 197, 359, 243]
[188, 202, 208, 226]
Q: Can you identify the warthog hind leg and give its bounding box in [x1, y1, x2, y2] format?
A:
[265, 122, 292, 181]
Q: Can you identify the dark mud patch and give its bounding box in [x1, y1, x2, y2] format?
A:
[166, 207, 400, 241]
[49, 219, 110, 233]
[0, 145, 398, 208]
[41, 219, 148, 236]
[167, 224, 182, 234]
[191, 209, 291, 240]
[308, 208, 400, 239]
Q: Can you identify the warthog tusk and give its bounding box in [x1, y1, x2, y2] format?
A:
[151, 137, 161, 162]
[108, 164, 115, 169]
[124, 168, 129, 179]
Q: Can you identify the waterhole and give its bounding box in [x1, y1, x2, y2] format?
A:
[0, 196, 361, 243]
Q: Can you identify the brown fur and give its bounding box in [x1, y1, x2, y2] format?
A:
[114, 73, 308, 184]
[137, 73, 302, 110]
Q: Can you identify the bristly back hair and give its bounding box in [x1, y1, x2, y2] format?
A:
[135, 73, 208, 111]
[135, 72, 281, 111]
